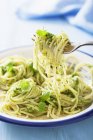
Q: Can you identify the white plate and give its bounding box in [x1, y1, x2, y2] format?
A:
[0, 45, 93, 127]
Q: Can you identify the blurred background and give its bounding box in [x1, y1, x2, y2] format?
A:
[0, 0, 93, 54]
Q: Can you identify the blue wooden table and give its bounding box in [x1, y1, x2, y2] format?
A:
[1, 117, 93, 140]
[0, 3, 93, 139]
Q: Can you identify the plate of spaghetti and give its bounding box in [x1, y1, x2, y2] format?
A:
[0, 30, 93, 127]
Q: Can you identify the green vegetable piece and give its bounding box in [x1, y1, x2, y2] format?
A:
[6, 63, 13, 73]
[40, 92, 50, 102]
[36, 29, 53, 39]
[29, 63, 34, 70]
[38, 102, 46, 112]
[0, 67, 3, 75]
[29, 63, 36, 73]
[20, 80, 30, 91]
[36, 30, 47, 37]
[13, 88, 21, 97]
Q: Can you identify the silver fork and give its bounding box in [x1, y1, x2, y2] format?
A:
[64, 41, 93, 54]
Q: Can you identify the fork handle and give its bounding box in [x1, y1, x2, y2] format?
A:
[73, 41, 93, 51]
[78, 41, 93, 47]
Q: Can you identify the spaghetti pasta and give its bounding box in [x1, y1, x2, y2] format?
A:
[0, 30, 93, 119]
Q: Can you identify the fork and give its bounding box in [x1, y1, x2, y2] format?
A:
[64, 41, 93, 54]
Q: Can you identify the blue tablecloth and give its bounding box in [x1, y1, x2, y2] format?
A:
[1, 117, 93, 140]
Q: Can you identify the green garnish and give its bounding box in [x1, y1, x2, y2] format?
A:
[0, 67, 3, 75]
[40, 92, 50, 102]
[6, 63, 14, 73]
[29, 62, 37, 74]
[36, 30, 48, 37]
[29, 63, 34, 71]
[13, 88, 21, 97]
[20, 80, 30, 91]
[36, 29, 53, 42]
[38, 102, 46, 112]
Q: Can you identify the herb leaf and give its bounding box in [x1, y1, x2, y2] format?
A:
[6, 63, 14, 73]
[29, 63, 36, 74]
[40, 92, 50, 102]
[20, 80, 30, 91]
[0, 67, 3, 75]
[36, 30, 47, 37]
[38, 102, 46, 112]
